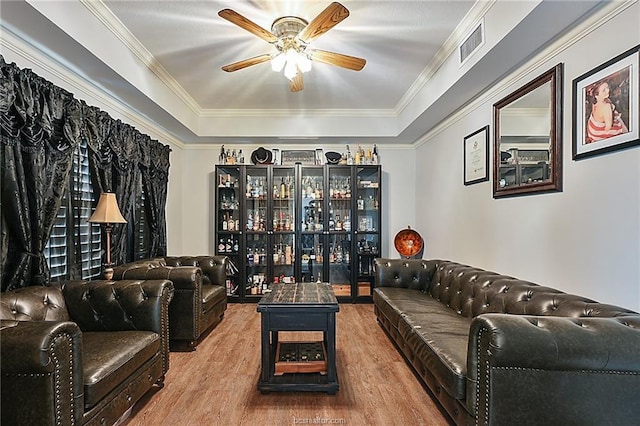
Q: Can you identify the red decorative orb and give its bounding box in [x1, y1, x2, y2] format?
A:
[394, 226, 424, 258]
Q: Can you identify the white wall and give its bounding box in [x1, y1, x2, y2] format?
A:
[415, 3, 640, 311]
[166, 144, 415, 259]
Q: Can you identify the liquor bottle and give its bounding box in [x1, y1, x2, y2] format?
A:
[227, 214, 235, 231]
[273, 245, 280, 264]
[247, 247, 253, 264]
[372, 144, 379, 164]
[328, 205, 335, 230]
[233, 238, 239, 253]
[335, 214, 342, 231]
[344, 214, 351, 232]
[357, 195, 364, 210]
[280, 178, 286, 199]
[285, 245, 292, 265]
[288, 177, 294, 199]
[222, 214, 228, 231]
[345, 145, 352, 165]
[238, 149, 244, 164]
[225, 238, 232, 253]
[218, 238, 226, 253]
[218, 145, 226, 164]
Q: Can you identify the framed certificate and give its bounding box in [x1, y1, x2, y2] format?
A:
[464, 125, 489, 185]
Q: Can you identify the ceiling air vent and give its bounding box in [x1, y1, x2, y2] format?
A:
[459, 21, 484, 66]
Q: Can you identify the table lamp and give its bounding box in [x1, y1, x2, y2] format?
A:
[88, 192, 127, 279]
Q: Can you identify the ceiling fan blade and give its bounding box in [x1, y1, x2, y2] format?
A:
[222, 54, 272, 72]
[218, 9, 278, 43]
[298, 2, 349, 44]
[290, 73, 304, 92]
[309, 49, 366, 71]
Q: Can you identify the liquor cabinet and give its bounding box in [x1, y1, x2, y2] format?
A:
[215, 164, 381, 302]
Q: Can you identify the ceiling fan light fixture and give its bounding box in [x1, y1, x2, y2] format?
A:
[271, 53, 286, 72]
[219, 2, 365, 92]
[284, 58, 298, 80]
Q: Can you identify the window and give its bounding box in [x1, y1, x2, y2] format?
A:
[44, 138, 102, 280]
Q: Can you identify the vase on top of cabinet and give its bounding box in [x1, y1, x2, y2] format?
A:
[215, 163, 380, 303]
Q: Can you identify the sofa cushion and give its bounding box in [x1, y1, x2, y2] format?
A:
[201, 284, 226, 314]
[373, 287, 430, 328]
[375, 287, 470, 399]
[82, 330, 159, 409]
[398, 301, 471, 399]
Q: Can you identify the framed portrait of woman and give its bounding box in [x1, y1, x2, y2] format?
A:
[572, 44, 639, 160]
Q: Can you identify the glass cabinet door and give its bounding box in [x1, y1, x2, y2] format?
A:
[355, 166, 380, 298]
[328, 166, 353, 297]
[245, 167, 268, 232]
[272, 167, 296, 285]
[215, 165, 241, 298]
[245, 234, 268, 299]
[355, 166, 380, 233]
[244, 167, 268, 299]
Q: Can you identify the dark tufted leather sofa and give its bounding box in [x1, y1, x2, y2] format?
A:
[0, 279, 173, 426]
[373, 258, 640, 426]
[112, 256, 228, 350]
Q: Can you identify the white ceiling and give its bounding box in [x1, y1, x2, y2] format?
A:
[0, 1, 607, 146]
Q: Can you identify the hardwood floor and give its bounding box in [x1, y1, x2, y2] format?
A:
[123, 303, 451, 425]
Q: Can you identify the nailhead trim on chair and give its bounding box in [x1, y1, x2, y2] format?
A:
[51, 332, 75, 426]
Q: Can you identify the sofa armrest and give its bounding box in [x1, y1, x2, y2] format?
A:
[1, 320, 84, 425]
[373, 258, 435, 291]
[467, 313, 640, 425]
[112, 266, 202, 291]
[164, 256, 228, 286]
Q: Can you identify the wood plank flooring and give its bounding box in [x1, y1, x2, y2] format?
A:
[123, 303, 451, 426]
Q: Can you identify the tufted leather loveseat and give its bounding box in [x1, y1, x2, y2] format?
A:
[0, 279, 174, 426]
[373, 258, 640, 426]
[112, 256, 228, 350]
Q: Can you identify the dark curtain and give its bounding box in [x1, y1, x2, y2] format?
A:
[83, 107, 140, 265]
[1, 57, 171, 291]
[140, 140, 171, 257]
[0, 58, 81, 291]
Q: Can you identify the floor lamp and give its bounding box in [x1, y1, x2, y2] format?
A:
[89, 193, 127, 280]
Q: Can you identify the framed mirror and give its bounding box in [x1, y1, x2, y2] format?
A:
[493, 63, 563, 198]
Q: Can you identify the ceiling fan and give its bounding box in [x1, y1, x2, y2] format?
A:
[218, 2, 366, 92]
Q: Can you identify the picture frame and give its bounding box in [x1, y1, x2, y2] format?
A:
[280, 150, 317, 165]
[463, 125, 489, 185]
[572, 44, 639, 160]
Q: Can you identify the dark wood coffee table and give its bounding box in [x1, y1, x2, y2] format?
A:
[257, 282, 339, 394]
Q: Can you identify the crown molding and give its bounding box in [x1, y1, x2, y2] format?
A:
[394, 0, 497, 116]
[80, 0, 202, 116]
[1, 25, 188, 150]
[414, 0, 635, 149]
[198, 108, 397, 118]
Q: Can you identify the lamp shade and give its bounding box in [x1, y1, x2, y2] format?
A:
[88, 193, 127, 224]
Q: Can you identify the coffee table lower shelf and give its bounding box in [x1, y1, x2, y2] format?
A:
[258, 341, 338, 394]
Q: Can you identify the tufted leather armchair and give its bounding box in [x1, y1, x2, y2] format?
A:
[373, 258, 640, 426]
[112, 256, 228, 350]
[0, 279, 173, 426]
